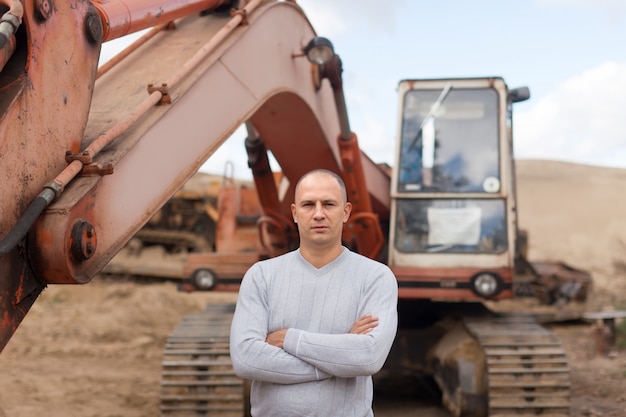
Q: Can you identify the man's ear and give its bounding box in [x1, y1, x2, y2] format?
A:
[291, 203, 297, 223]
[343, 202, 352, 223]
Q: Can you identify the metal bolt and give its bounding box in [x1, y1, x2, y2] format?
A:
[35, 0, 53, 20]
[84, 11, 103, 44]
[70, 221, 97, 262]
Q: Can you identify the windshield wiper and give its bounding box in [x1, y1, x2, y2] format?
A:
[408, 82, 452, 151]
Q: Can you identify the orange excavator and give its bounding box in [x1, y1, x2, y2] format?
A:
[0, 1, 591, 416]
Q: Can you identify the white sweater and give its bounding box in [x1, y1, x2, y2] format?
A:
[230, 247, 398, 417]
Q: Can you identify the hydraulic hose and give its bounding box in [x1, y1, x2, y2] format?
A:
[0, 0, 23, 72]
[0, 186, 59, 256]
[0, 0, 22, 48]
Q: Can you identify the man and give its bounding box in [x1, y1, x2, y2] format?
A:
[230, 169, 398, 417]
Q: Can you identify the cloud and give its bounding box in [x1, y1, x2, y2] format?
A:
[514, 61, 626, 168]
[533, 0, 624, 24]
[99, 30, 149, 65]
[296, 0, 406, 37]
[342, 74, 399, 166]
[535, 0, 623, 7]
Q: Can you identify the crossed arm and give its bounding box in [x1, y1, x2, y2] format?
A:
[265, 314, 379, 348]
[229, 264, 398, 384]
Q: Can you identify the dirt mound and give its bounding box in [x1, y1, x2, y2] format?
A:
[516, 159, 626, 307]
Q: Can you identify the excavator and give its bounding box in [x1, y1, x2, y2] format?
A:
[0, 0, 592, 416]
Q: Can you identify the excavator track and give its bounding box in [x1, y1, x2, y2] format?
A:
[464, 314, 571, 417]
[160, 303, 247, 417]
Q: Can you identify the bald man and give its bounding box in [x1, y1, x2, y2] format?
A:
[230, 169, 398, 417]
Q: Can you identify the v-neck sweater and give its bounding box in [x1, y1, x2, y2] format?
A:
[230, 247, 398, 417]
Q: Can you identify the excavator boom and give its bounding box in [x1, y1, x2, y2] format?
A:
[0, 0, 388, 351]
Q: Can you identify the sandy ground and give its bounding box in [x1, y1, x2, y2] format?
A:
[1, 160, 626, 417]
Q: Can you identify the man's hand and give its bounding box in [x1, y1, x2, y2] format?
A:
[350, 314, 379, 335]
[266, 329, 288, 348]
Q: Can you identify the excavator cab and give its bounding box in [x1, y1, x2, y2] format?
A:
[383, 78, 578, 417]
[389, 77, 528, 301]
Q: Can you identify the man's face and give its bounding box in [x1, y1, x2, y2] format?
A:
[291, 173, 352, 251]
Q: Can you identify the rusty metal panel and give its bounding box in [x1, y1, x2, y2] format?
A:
[0, 0, 101, 351]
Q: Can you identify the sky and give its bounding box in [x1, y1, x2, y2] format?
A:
[101, 0, 626, 179]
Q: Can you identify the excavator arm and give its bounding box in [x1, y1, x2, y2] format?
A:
[0, 0, 389, 351]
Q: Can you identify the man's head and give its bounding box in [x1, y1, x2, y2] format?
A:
[291, 169, 351, 254]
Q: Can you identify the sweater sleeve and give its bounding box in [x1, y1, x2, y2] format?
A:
[282, 264, 398, 378]
[229, 264, 331, 384]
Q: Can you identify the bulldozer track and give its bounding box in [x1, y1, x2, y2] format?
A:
[464, 314, 571, 417]
[160, 303, 246, 417]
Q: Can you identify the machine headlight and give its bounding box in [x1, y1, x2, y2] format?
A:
[303, 37, 335, 65]
[471, 272, 501, 297]
[192, 268, 216, 291]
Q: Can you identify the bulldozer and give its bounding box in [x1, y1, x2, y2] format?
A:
[101, 167, 267, 284]
[0, 1, 591, 416]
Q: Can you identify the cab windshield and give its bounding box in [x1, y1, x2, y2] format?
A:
[398, 88, 500, 193]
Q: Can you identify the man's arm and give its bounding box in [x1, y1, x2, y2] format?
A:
[280, 265, 398, 378]
[229, 264, 331, 384]
[266, 315, 379, 348]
